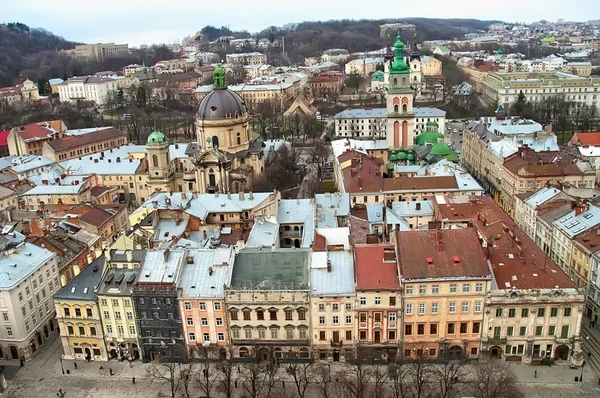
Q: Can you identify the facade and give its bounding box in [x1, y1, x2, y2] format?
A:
[354, 244, 401, 361]
[225, 248, 311, 360]
[7, 120, 66, 156]
[308, 75, 343, 99]
[482, 71, 600, 111]
[74, 43, 129, 61]
[0, 186, 18, 211]
[58, 76, 119, 105]
[53, 256, 106, 361]
[42, 127, 127, 162]
[0, 241, 60, 361]
[588, 252, 600, 323]
[345, 58, 384, 77]
[178, 248, 234, 360]
[396, 229, 491, 360]
[96, 250, 144, 361]
[420, 56, 442, 76]
[514, 187, 571, 239]
[310, 247, 355, 362]
[78, 204, 130, 248]
[132, 249, 187, 362]
[21, 177, 92, 211]
[225, 52, 266, 65]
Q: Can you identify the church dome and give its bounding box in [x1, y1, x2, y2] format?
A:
[197, 65, 246, 120]
[390, 30, 410, 75]
[147, 130, 167, 145]
[396, 152, 408, 160]
[430, 143, 451, 156]
[416, 132, 444, 146]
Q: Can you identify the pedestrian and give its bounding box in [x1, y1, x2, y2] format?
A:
[19, 359, 24, 368]
[109, 368, 113, 376]
[282, 380, 285, 389]
[234, 379, 238, 388]
[534, 370, 538, 379]
[132, 377, 136, 384]
[73, 362, 77, 369]
[588, 351, 592, 359]
[237, 365, 240, 374]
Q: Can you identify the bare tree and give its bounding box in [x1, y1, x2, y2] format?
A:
[286, 362, 313, 398]
[470, 359, 524, 398]
[147, 362, 181, 398]
[405, 357, 434, 398]
[215, 357, 235, 398]
[431, 360, 468, 398]
[307, 140, 331, 179]
[313, 363, 333, 398]
[195, 361, 219, 398]
[239, 360, 279, 398]
[371, 361, 389, 398]
[388, 361, 411, 398]
[338, 358, 373, 398]
[178, 362, 195, 398]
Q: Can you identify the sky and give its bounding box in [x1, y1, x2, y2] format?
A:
[4, 0, 599, 46]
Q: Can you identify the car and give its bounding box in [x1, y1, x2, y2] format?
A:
[455, 149, 461, 155]
[453, 129, 458, 133]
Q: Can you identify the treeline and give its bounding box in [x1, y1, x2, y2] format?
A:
[0, 22, 177, 87]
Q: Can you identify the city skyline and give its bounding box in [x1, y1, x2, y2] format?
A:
[3, 0, 599, 46]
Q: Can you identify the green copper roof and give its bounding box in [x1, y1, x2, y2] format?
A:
[371, 70, 385, 81]
[445, 152, 460, 162]
[407, 153, 415, 160]
[430, 142, 451, 156]
[389, 154, 398, 161]
[147, 130, 167, 145]
[426, 120, 436, 127]
[386, 163, 395, 170]
[390, 29, 410, 75]
[416, 131, 443, 146]
[396, 152, 408, 160]
[213, 65, 227, 89]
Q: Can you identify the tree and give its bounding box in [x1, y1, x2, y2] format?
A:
[510, 90, 527, 116]
[404, 356, 434, 398]
[307, 139, 331, 179]
[215, 357, 235, 398]
[337, 359, 373, 398]
[346, 70, 364, 93]
[388, 361, 411, 398]
[470, 359, 524, 398]
[370, 361, 388, 398]
[147, 362, 181, 398]
[431, 360, 468, 398]
[195, 361, 219, 398]
[136, 86, 147, 108]
[287, 362, 313, 398]
[178, 363, 195, 398]
[239, 360, 279, 398]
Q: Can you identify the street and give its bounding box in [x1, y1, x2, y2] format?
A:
[445, 120, 467, 155]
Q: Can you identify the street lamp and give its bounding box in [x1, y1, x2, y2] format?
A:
[580, 360, 586, 382]
[60, 354, 65, 375]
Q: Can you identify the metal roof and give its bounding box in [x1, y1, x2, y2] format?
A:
[246, 217, 279, 248]
[553, 205, 600, 238]
[138, 249, 184, 284]
[523, 187, 562, 209]
[178, 248, 234, 298]
[310, 250, 355, 296]
[0, 242, 56, 289]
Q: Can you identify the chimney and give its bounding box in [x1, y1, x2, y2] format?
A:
[215, 192, 218, 198]
[327, 260, 332, 273]
[575, 205, 586, 217]
[203, 230, 208, 240]
[227, 192, 231, 199]
[249, 191, 253, 200]
[116, 157, 121, 163]
[163, 249, 170, 262]
[181, 193, 186, 199]
[208, 266, 213, 276]
[239, 190, 244, 200]
[73, 264, 81, 277]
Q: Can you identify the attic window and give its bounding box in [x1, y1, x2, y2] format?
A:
[452, 256, 460, 263]
[83, 288, 88, 294]
[70, 287, 76, 293]
[164, 232, 169, 237]
[426, 257, 433, 264]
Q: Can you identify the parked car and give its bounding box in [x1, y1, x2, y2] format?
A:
[453, 129, 458, 133]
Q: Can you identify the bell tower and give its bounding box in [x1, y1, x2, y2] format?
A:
[386, 30, 416, 149]
[146, 130, 174, 191]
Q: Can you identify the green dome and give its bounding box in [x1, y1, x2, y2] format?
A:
[430, 143, 451, 156]
[432, 121, 439, 126]
[426, 120, 436, 127]
[445, 152, 460, 162]
[396, 152, 408, 160]
[416, 132, 444, 146]
[372, 70, 385, 81]
[213, 65, 227, 89]
[398, 146, 405, 152]
[390, 29, 410, 75]
[147, 130, 167, 145]
[407, 153, 415, 160]
[389, 154, 398, 161]
[386, 163, 395, 170]
[390, 150, 397, 155]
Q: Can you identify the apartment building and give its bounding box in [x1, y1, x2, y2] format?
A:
[78, 204, 130, 248]
[482, 71, 600, 111]
[7, 121, 66, 156]
[178, 248, 234, 360]
[74, 43, 129, 61]
[225, 52, 266, 65]
[53, 256, 107, 361]
[96, 250, 144, 361]
[42, 127, 127, 162]
[0, 186, 18, 211]
[225, 248, 311, 360]
[132, 249, 187, 362]
[354, 244, 401, 361]
[588, 253, 600, 323]
[310, 246, 355, 362]
[0, 241, 60, 361]
[514, 187, 571, 239]
[396, 229, 491, 360]
[307, 74, 343, 99]
[58, 76, 119, 105]
[435, 195, 585, 365]
[21, 176, 92, 211]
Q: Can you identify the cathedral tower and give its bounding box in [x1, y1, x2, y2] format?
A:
[146, 130, 174, 192]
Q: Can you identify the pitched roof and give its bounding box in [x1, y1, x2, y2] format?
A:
[78, 205, 120, 228]
[12, 121, 61, 142]
[355, 244, 399, 290]
[46, 127, 125, 152]
[383, 176, 458, 192]
[339, 153, 384, 193]
[573, 132, 600, 146]
[504, 149, 588, 177]
[397, 229, 490, 280]
[53, 255, 105, 301]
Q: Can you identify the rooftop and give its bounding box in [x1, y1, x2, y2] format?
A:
[46, 127, 125, 152]
[0, 242, 56, 289]
[53, 255, 105, 301]
[229, 248, 309, 290]
[334, 107, 445, 120]
[504, 148, 591, 178]
[178, 248, 234, 298]
[523, 186, 563, 209]
[12, 121, 61, 142]
[355, 244, 399, 290]
[553, 204, 600, 238]
[310, 250, 355, 296]
[397, 229, 490, 281]
[137, 249, 184, 284]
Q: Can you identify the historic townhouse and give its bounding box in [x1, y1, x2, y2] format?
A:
[395, 229, 491, 360]
[178, 248, 234, 360]
[435, 195, 585, 364]
[96, 250, 145, 361]
[54, 256, 106, 361]
[354, 243, 401, 361]
[225, 248, 311, 361]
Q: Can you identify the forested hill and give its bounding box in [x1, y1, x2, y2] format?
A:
[0, 23, 78, 86]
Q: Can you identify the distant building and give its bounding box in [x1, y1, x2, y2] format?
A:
[420, 56, 442, 76]
[7, 120, 66, 156]
[380, 23, 416, 41]
[58, 76, 119, 105]
[74, 43, 129, 61]
[42, 127, 127, 162]
[225, 52, 266, 65]
[322, 49, 350, 64]
[345, 58, 384, 77]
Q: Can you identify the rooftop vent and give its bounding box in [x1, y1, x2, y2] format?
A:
[426, 257, 433, 264]
[453, 256, 460, 263]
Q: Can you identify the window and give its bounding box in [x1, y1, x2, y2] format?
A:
[561, 325, 569, 338]
[472, 322, 480, 334]
[103, 311, 110, 319]
[298, 309, 306, 320]
[375, 297, 381, 305]
[153, 312, 159, 320]
[64, 307, 71, 317]
[230, 310, 238, 320]
[475, 283, 483, 292]
[286, 328, 294, 339]
[447, 323, 455, 334]
[495, 308, 503, 317]
[564, 307, 572, 317]
[86, 308, 93, 317]
[449, 302, 456, 313]
[184, 302, 191, 311]
[449, 284, 457, 293]
[462, 284, 470, 293]
[243, 310, 251, 320]
[187, 318, 193, 326]
[101, 299, 107, 306]
[389, 297, 396, 306]
[548, 326, 556, 336]
[345, 303, 352, 311]
[461, 302, 469, 313]
[431, 284, 440, 294]
[405, 324, 413, 335]
[417, 324, 425, 335]
[405, 286, 413, 295]
[474, 301, 482, 312]
[431, 303, 439, 314]
[550, 307, 558, 317]
[270, 328, 279, 339]
[405, 303, 413, 315]
[151, 298, 157, 305]
[214, 302, 221, 311]
[460, 323, 468, 334]
[360, 297, 366, 306]
[332, 316, 339, 325]
[245, 328, 252, 339]
[389, 313, 396, 322]
[519, 326, 527, 336]
[418, 303, 426, 315]
[419, 285, 426, 294]
[535, 326, 543, 336]
[218, 332, 224, 341]
[257, 310, 264, 320]
[507, 326, 514, 336]
[107, 325, 113, 334]
[269, 310, 277, 320]
[508, 308, 516, 318]
[299, 328, 307, 339]
[522, 308, 529, 317]
[199, 302, 206, 310]
[319, 316, 325, 325]
[493, 326, 501, 338]
[285, 309, 293, 320]
[537, 308, 545, 317]
[430, 323, 438, 334]
[201, 318, 208, 326]
[1, 313, 7, 322]
[346, 315, 352, 324]
[189, 333, 196, 341]
[112, 299, 119, 306]
[129, 326, 135, 336]
[203, 333, 210, 342]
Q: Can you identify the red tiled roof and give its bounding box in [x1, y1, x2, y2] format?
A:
[383, 176, 458, 192]
[434, 195, 576, 289]
[0, 130, 9, 147]
[349, 215, 370, 245]
[309, 75, 340, 84]
[339, 153, 384, 193]
[573, 132, 600, 146]
[12, 121, 62, 142]
[47, 128, 125, 152]
[90, 186, 115, 198]
[355, 244, 400, 290]
[78, 206, 115, 227]
[397, 229, 490, 280]
[504, 148, 585, 177]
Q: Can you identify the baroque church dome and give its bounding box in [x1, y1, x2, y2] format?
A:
[197, 65, 246, 120]
[147, 130, 167, 145]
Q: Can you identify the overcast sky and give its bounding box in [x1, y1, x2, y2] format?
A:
[4, 0, 598, 46]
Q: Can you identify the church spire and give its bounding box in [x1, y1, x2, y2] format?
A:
[213, 65, 227, 89]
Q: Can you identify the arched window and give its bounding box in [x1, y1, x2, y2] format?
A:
[402, 77, 406, 85]
[152, 154, 158, 168]
[212, 135, 219, 148]
[394, 104, 399, 113]
[236, 132, 241, 145]
[413, 76, 417, 82]
[393, 78, 398, 85]
[402, 104, 408, 112]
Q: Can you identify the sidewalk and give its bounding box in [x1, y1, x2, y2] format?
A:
[510, 362, 595, 384]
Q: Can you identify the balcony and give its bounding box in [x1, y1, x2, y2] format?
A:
[554, 336, 572, 344]
[330, 340, 343, 347]
[488, 337, 507, 345]
[388, 321, 396, 329]
[359, 322, 367, 329]
[374, 322, 382, 328]
[279, 230, 302, 238]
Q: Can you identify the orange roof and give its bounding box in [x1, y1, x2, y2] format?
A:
[573, 132, 600, 146]
[339, 152, 384, 193]
[355, 244, 400, 290]
[13, 120, 62, 142]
